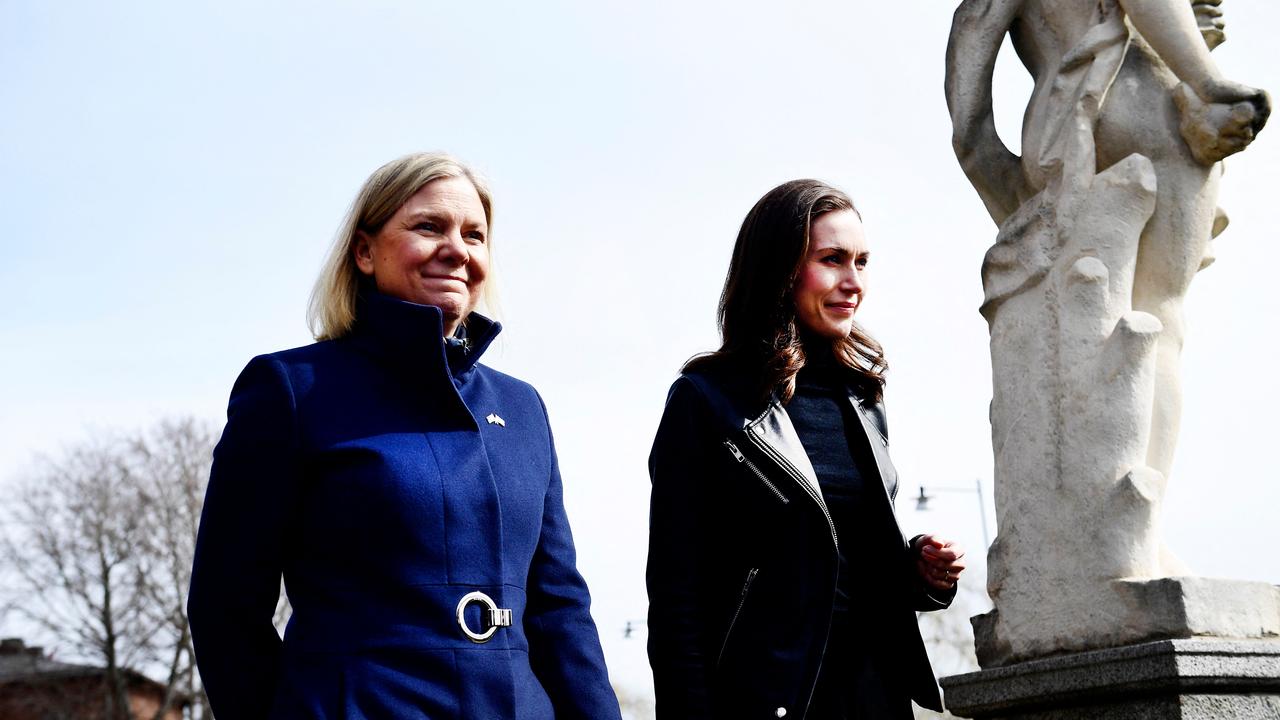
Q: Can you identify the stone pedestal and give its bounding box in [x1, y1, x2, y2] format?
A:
[941, 638, 1280, 719]
[973, 577, 1280, 667]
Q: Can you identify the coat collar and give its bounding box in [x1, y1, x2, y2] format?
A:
[681, 364, 897, 506]
[746, 386, 898, 511]
[348, 290, 502, 381]
[844, 394, 897, 501]
[746, 402, 822, 502]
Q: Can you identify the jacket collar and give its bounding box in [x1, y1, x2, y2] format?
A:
[746, 402, 823, 501]
[682, 364, 897, 507]
[746, 387, 897, 510]
[844, 394, 898, 501]
[348, 290, 502, 381]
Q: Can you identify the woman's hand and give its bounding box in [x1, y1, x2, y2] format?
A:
[914, 534, 966, 592]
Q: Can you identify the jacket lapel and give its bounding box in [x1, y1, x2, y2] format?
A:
[745, 402, 823, 504]
[739, 388, 907, 553]
[848, 396, 899, 501]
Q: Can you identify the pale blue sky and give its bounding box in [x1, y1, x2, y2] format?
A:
[3, 0, 1277, 698]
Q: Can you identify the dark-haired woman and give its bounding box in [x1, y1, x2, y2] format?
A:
[647, 179, 966, 720]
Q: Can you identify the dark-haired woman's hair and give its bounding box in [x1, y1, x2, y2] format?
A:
[683, 179, 887, 404]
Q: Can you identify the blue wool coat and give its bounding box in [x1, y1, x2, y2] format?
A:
[188, 293, 621, 720]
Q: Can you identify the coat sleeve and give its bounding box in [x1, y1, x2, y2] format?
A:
[646, 377, 718, 719]
[188, 355, 298, 719]
[523, 394, 623, 720]
[873, 397, 958, 613]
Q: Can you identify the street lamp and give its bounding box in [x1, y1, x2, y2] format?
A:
[623, 619, 647, 639]
[915, 478, 991, 549]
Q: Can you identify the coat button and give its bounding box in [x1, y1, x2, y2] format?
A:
[774, 708, 787, 718]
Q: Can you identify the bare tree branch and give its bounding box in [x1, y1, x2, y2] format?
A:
[1, 418, 216, 720]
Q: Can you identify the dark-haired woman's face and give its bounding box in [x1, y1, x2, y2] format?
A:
[791, 209, 868, 341]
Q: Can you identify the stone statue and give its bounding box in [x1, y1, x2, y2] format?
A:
[945, 0, 1276, 666]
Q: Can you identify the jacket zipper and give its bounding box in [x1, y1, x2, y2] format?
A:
[744, 429, 839, 549]
[723, 441, 789, 504]
[716, 567, 759, 667]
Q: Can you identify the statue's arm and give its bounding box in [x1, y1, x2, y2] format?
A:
[945, 0, 1028, 226]
[1120, 0, 1262, 105]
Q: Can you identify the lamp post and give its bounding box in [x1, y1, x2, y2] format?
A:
[623, 619, 647, 639]
[915, 477, 991, 549]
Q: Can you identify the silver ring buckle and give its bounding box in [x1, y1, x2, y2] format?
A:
[455, 591, 512, 644]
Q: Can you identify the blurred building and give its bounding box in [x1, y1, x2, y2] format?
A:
[0, 638, 185, 720]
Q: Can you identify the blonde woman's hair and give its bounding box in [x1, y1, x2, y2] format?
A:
[307, 152, 495, 340]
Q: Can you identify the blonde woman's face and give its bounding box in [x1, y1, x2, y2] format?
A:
[791, 209, 868, 341]
[354, 176, 489, 336]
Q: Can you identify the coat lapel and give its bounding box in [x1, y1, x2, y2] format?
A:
[746, 402, 824, 504]
[848, 396, 899, 501]
[746, 389, 899, 505]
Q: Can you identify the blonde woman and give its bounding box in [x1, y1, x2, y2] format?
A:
[189, 153, 621, 720]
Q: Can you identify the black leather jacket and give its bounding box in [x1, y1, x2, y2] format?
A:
[646, 367, 952, 719]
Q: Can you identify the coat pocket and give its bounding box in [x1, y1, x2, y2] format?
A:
[717, 567, 759, 668]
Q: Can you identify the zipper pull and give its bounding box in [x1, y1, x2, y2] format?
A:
[723, 440, 745, 462]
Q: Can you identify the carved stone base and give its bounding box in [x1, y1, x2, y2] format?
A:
[942, 638, 1280, 719]
[973, 577, 1280, 667]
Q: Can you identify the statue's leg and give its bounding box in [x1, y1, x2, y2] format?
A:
[1130, 158, 1220, 478]
[1095, 45, 1221, 481]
